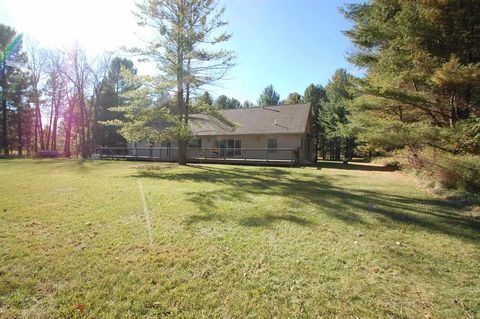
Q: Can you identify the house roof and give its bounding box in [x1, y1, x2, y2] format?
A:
[189, 103, 311, 136]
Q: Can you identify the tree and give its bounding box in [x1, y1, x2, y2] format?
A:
[10, 63, 28, 156]
[342, 0, 480, 155]
[26, 42, 47, 152]
[195, 91, 213, 108]
[0, 24, 25, 156]
[43, 50, 64, 151]
[96, 57, 137, 147]
[285, 92, 303, 104]
[59, 44, 93, 158]
[88, 54, 111, 154]
[243, 100, 254, 108]
[257, 85, 280, 106]
[304, 83, 326, 161]
[133, 0, 235, 164]
[213, 94, 241, 109]
[214, 94, 229, 109]
[105, 68, 177, 143]
[228, 97, 241, 109]
[321, 69, 357, 160]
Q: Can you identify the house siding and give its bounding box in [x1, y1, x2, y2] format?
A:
[127, 132, 314, 163]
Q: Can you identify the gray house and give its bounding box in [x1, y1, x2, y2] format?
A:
[124, 103, 314, 165]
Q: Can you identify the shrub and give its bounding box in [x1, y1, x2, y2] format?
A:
[35, 150, 61, 158]
[409, 149, 480, 193]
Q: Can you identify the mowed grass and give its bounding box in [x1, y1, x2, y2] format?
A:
[0, 159, 479, 318]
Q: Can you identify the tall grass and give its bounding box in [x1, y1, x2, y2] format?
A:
[406, 148, 480, 193]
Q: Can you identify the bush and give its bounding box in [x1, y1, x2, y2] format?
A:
[410, 149, 480, 193]
[35, 150, 61, 158]
[448, 155, 480, 193]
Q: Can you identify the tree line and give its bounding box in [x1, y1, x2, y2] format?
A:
[0, 24, 141, 158]
[0, 16, 356, 164]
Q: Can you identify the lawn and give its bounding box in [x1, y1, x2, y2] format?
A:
[0, 159, 479, 318]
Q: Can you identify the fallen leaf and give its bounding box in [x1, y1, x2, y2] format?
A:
[76, 303, 86, 313]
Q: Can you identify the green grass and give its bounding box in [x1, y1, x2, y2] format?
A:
[0, 159, 479, 318]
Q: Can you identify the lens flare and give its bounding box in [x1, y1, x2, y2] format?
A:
[0, 34, 22, 67]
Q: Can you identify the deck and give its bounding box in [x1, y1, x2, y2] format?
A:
[95, 147, 300, 166]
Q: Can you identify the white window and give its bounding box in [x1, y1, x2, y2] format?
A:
[215, 139, 241, 157]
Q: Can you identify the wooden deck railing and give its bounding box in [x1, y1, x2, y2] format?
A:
[95, 147, 300, 165]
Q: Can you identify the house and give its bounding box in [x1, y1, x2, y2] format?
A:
[123, 103, 314, 165]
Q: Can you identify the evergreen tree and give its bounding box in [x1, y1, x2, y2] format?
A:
[0, 24, 26, 156]
[214, 94, 229, 110]
[213, 95, 241, 109]
[321, 69, 356, 160]
[257, 85, 280, 106]
[132, 0, 235, 164]
[304, 83, 326, 161]
[342, 0, 480, 155]
[285, 92, 303, 104]
[195, 92, 213, 108]
[97, 57, 137, 147]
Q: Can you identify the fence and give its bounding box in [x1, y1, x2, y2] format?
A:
[95, 147, 300, 165]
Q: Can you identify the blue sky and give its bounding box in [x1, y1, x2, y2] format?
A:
[0, 0, 364, 103]
[215, 0, 365, 103]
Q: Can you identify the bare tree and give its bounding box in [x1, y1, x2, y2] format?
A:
[60, 44, 92, 158]
[45, 50, 68, 151]
[26, 41, 47, 152]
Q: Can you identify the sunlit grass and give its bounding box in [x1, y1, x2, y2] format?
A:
[0, 159, 479, 318]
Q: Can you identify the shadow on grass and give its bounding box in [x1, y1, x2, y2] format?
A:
[133, 164, 480, 243]
[239, 214, 313, 227]
[315, 160, 397, 172]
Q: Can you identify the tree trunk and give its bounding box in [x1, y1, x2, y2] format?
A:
[26, 108, 32, 156]
[15, 100, 23, 157]
[1, 60, 8, 156]
[176, 42, 187, 165]
[1, 95, 7, 156]
[64, 96, 75, 158]
[45, 93, 55, 150]
[86, 99, 92, 157]
[79, 93, 87, 158]
[51, 87, 62, 150]
[33, 88, 45, 150]
[34, 112, 38, 153]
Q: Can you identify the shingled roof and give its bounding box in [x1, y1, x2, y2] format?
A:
[189, 103, 311, 136]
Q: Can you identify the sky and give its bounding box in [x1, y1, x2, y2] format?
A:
[0, 0, 364, 103]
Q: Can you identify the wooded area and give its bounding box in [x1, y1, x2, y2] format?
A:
[0, 28, 137, 158]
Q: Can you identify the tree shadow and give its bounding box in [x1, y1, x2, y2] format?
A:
[133, 164, 480, 243]
[184, 212, 226, 225]
[239, 214, 313, 228]
[315, 161, 397, 171]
